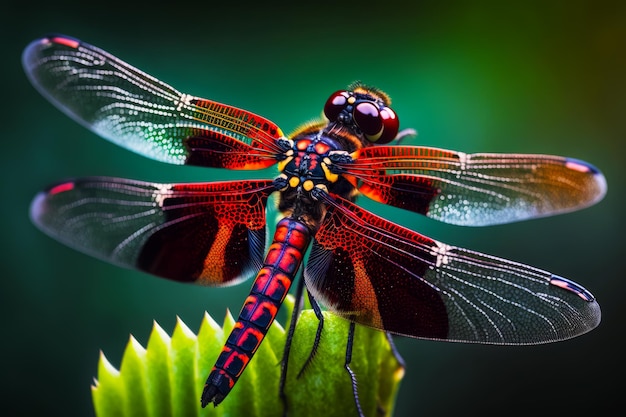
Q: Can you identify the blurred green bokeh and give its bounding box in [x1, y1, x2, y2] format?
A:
[3, 1, 623, 416]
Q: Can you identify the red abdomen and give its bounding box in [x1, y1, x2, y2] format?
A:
[202, 217, 310, 406]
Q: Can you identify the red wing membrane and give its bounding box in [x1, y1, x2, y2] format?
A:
[347, 146, 606, 226]
[305, 194, 600, 344]
[31, 178, 276, 285]
[22, 35, 283, 169]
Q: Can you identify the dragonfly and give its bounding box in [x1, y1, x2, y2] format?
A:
[24, 34, 606, 415]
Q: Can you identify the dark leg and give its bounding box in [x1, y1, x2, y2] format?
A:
[345, 322, 365, 417]
[297, 289, 325, 378]
[385, 332, 405, 369]
[279, 273, 306, 416]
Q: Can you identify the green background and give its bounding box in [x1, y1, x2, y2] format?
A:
[3, 1, 624, 416]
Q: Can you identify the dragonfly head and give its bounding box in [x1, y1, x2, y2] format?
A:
[323, 82, 399, 145]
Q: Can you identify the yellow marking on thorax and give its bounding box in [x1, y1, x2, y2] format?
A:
[277, 153, 293, 173]
[289, 176, 300, 188]
[322, 158, 339, 183]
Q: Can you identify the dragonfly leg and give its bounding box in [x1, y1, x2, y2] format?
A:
[345, 321, 365, 417]
[296, 288, 325, 378]
[385, 332, 406, 369]
[280, 272, 305, 416]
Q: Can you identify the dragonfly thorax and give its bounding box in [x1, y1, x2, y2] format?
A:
[275, 134, 354, 230]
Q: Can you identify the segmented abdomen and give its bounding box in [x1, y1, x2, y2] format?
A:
[202, 217, 310, 405]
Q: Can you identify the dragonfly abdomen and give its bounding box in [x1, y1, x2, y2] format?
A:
[201, 217, 311, 407]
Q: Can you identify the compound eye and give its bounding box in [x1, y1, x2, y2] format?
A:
[374, 107, 400, 144]
[324, 90, 349, 122]
[354, 102, 383, 141]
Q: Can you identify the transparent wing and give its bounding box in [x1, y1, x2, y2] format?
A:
[305, 193, 600, 344]
[31, 177, 276, 285]
[346, 146, 606, 225]
[23, 35, 284, 169]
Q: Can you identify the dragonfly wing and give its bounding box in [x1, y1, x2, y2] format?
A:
[305, 193, 600, 344]
[348, 146, 606, 225]
[22, 35, 283, 169]
[31, 177, 276, 286]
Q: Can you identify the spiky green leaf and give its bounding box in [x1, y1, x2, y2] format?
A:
[92, 296, 404, 417]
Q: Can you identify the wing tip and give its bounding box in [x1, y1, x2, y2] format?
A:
[549, 274, 602, 336]
[22, 33, 82, 92]
[29, 190, 47, 228]
[565, 157, 607, 205]
[25, 33, 80, 50]
[30, 180, 77, 230]
[549, 274, 596, 302]
[23, 33, 76, 59]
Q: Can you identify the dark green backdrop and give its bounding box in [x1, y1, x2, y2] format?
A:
[3, 1, 624, 416]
